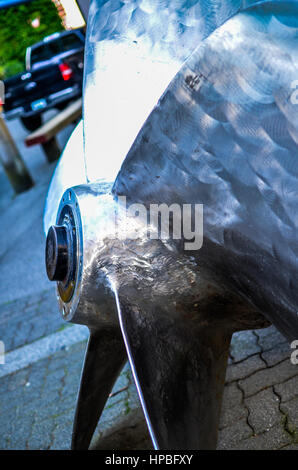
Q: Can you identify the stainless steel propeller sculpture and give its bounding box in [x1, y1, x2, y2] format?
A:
[44, 0, 298, 450]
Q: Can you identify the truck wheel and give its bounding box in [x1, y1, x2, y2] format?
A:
[56, 103, 68, 111]
[20, 115, 42, 132]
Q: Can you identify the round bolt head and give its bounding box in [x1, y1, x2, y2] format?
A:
[46, 225, 69, 281]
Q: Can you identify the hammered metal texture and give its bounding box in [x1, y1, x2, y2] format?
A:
[83, 0, 268, 183]
[114, 1, 298, 340]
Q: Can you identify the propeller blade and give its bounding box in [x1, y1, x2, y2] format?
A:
[113, 2, 298, 341]
[115, 292, 231, 450]
[72, 328, 127, 450]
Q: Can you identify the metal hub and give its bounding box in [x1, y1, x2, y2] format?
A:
[45, 203, 77, 303]
[46, 225, 69, 281]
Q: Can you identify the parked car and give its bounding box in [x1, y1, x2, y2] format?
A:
[3, 28, 85, 131]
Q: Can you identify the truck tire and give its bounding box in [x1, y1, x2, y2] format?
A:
[56, 102, 68, 111]
[20, 114, 42, 132]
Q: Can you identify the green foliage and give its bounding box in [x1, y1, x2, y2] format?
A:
[1, 60, 24, 78]
[0, 0, 63, 79]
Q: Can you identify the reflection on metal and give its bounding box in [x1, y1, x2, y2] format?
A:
[44, 119, 86, 233]
[83, 0, 265, 184]
[45, 0, 298, 450]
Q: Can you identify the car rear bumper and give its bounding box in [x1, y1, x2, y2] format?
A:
[4, 84, 81, 120]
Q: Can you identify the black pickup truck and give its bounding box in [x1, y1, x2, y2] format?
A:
[3, 28, 85, 131]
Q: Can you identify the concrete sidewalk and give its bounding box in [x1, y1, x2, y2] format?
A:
[0, 115, 297, 450]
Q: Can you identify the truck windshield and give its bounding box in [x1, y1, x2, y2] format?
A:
[30, 34, 83, 67]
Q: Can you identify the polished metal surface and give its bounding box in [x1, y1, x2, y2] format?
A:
[83, 0, 268, 184]
[53, 182, 269, 449]
[44, 120, 86, 235]
[53, 183, 116, 328]
[112, 235, 270, 449]
[50, 184, 128, 449]
[114, 1, 298, 342]
[44, 0, 298, 451]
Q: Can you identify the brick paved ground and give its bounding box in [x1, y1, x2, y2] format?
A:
[0, 289, 64, 353]
[218, 329, 298, 450]
[0, 289, 297, 450]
